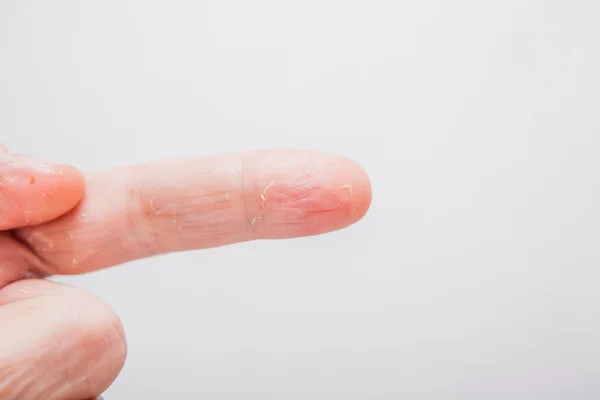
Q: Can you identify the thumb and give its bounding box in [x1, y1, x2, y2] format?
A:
[0, 147, 85, 230]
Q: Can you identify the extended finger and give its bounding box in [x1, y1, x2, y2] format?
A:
[17, 149, 371, 275]
[0, 279, 127, 400]
[0, 151, 85, 230]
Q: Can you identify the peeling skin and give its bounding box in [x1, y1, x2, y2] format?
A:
[71, 249, 96, 267]
[250, 216, 261, 231]
[27, 231, 54, 249]
[260, 175, 344, 213]
[260, 180, 277, 210]
[290, 171, 304, 183]
[4, 176, 23, 185]
[0, 152, 85, 230]
[12, 150, 371, 275]
[175, 218, 183, 233]
[264, 180, 276, 195]
[149, 197, 162, 215]
[0, 153, 60, 175]
[30, 164, 59, 175]
[149, 192, 230, 216]
[248, 172, 357, 238]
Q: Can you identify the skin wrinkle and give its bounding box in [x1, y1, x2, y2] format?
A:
[29, 215, 110, 274]
[138, 181, 244, 252]
[0, 288, 126, 399]
[10, 150, 371, 276]
[1, 232, 45, 285]
[131, 160, 351, 251]
[257, 174, 348, 235]
[26, 231, 54, 249]
[239, 153, 258, 239]
[126, 181, 160, 259]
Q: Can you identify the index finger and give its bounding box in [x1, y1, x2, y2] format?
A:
[16, 149, 371, 275]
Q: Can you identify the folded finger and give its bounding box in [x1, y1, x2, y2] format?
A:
[0, 279, 127, 400]
[17, 149, 371, 275]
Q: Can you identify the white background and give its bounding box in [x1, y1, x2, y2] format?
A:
[2, 1, 600, 399]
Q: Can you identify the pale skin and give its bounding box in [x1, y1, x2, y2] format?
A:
[0, 146, 372, 399]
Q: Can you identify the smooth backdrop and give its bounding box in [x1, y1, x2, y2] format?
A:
[1, 1, 599, 399]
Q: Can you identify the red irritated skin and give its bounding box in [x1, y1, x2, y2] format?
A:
[14, 149, 372, 277]
[245, 158, 367, 239]
[0, 153, 85, 230]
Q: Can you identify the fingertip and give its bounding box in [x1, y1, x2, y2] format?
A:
[341, 156, 373, 225]
[0, 154, 85, 229]
[247, 150, 372, 238]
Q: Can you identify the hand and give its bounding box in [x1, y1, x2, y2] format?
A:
[0, 147, 371, 399]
